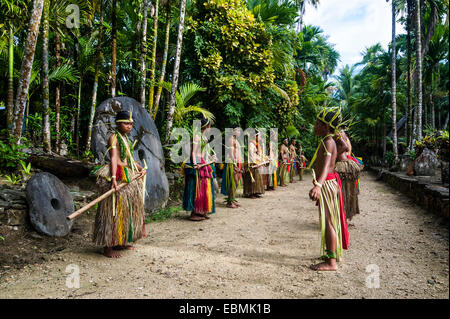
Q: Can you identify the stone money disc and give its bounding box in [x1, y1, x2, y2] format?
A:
[26, 172, 74, 236]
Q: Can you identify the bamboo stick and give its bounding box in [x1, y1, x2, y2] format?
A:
[67, 173, 145, 220]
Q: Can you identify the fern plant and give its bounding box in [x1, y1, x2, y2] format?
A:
[4, 173, 22, 185]
[19, 160, 31, 175]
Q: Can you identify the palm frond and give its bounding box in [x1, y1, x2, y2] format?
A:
[49, 63, 80, 83]
[178, 83, 206, 107]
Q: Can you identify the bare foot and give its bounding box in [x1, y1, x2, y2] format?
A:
[310, 261, 337, 271]
[189, 213, 206, 221]
[226, 203, 238, 209]
[103, 247, 121, 258]
[113, 245, 135, 251]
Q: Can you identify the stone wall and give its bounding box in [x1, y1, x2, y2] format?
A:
[370, 168, 449, 219]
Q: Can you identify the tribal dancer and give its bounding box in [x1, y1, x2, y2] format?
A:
[243, 131, 265, 198]
[93, 111, 147, 258]
[221, 125, 243, 208]
[289, 139, 298, 183]
[182, 118, 215, 221]
[266, 141, 278, 190]
[308, 107, 349, 271]
[334, 128, 363, 220]
[279, 138, 289, 187]
[298, 150, 307, 181]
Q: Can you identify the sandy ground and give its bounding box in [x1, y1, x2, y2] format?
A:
[0, 171, 448, 299]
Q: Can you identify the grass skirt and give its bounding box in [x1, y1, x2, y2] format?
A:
[335, 160, 363, 220]
[279, 162, 289, 185]
[93, 165, 145, 247]
[182, 162, 214, 214]
[318, 178, 344, 261]
[243, 164, 265, 196]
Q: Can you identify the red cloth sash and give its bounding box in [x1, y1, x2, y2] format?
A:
[347, 155, 359, 164]
[325, 172, 349, 250]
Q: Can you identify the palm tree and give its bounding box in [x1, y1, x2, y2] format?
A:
[172, 83, 215, 126]
[246, 0, 299, 26]
[153, 0, 172, 119]
[406, 0, 412, 149]
[148, 0, 159, 112]
[334, 64, 356, 112]
[294, 0, 320, 32]
[42, 0, 51, 153]
[87, 0, 104, 151]
[1, 0, 28, 135]
[12, 0, 45, 144]
[7, 26, 14, 133]
[111, 0, 117, 97]
[389, 0, 398, 162]
[166, 0, 187, 142]
[139, 0, 149, 108]
[414, 0, 423, 141]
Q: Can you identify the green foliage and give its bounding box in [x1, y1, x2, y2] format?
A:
[19, 160, 31, 175]
[184, 0, 276, 128]
[0, 133, 29, 170]
[385, 151, 395, 166]
[4, 173, 22, 185]
[145, 206, 182, 223]
[406, 149, 416, 160]
[436, 130, 449, 161]
[173, 82, 214, 127]
[414, 135, 439, 155]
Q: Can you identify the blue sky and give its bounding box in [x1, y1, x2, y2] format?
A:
[303, 0, 406, 75]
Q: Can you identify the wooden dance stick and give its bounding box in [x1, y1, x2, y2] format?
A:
[193, 162, 214, 169]
[250, 161, 270, 169]
[67, 173, 145, 220]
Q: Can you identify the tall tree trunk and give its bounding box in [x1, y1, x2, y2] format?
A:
[42, 0, 51, 153]
[111, 0, 117, 97]
[406, 0, 412, 149]
[86, 2, 104, 152]
[411, 106, 417, 148]
[165, 0, 186, 142]
[391, 0, 398, 162]
[443, 112, 449, 130]
[133, 0, 144, 98]
[12, 0, 45, 144]
[76, 79, 82, 155]
[430, 92, 435, 130]
[55, 33, 61, 154]
[139, 0, 149, 108]
[414, 0, 423, 140]
[421, 0, 438, 58]
[148, 0, 159, 113]
[73, 36, 80, 154]
[153, 0, 171, 119]
[382, 105, 387, 164]
[7, 26, 14, 135]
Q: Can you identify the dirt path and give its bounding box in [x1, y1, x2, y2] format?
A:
[0, 171, 448, 299]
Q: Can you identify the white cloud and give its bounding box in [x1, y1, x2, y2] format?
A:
[303, 0, 406, 74]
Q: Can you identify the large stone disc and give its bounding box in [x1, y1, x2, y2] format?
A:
[26, 172, 74, 236]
